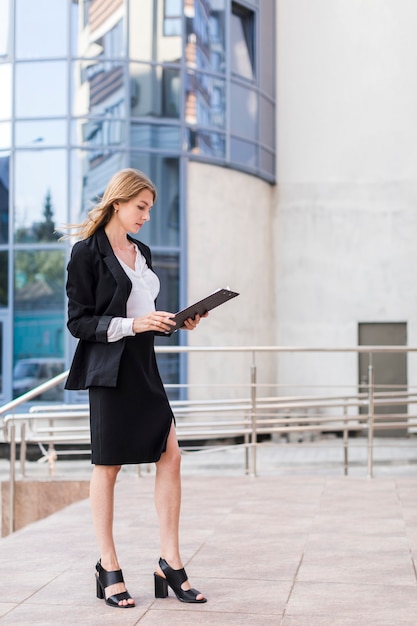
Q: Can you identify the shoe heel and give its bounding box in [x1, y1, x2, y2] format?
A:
[154, 573, 168, 598]
[96, 576, 104, 600]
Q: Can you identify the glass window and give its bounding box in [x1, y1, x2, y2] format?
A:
[259, 96, 274, 149]
[130, 64, 180, 119]
[185, 72, 226, 128]
[16, 120, 67, 147]
[71, 118, 125, 148]
[15, 0, 67, 59]
[131, 123, 180, 151]
[14, 250, 65, 386]
[0, 122, 11, 149]
[14, 150, 67, 242]
[130, 154, 180, 248]
[260, 148, 275, 178]
[0, 64, 11, 119]
[186, 128, 225, 159]
[0, 251, 7, 305]
[230, 82, 257, 140]
[129, 0, 182, 63]
[185, 0, 226, 73]
[164, 0, 182, 36]
[72, 59, 125, 117]
[15, 61, 68, 117]
[258, 0, 275, 97]
[231, 3, 255, 81]
[230, 137, 257, 168]
[0, 0, 12, 59]
[0, 153, 9, 243]
[70, 149, 127, 224]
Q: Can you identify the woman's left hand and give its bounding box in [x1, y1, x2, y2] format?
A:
[182, 312, 208, 331]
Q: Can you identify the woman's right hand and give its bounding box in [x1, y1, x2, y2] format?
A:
[132, 311, 176, 334]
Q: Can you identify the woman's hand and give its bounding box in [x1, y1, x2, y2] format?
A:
[182, 311, 208, 331]
[132, 311, 176, 334]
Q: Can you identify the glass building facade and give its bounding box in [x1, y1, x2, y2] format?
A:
[0, 0, 275, 402]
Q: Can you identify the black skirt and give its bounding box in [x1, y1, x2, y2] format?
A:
[88, 332, 174, 465]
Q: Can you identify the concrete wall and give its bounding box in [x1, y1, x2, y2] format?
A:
[274, 0, 417, 395]
[186, 162, 277, 399]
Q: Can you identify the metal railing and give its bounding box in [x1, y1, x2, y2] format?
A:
[2, 345, 417, 534]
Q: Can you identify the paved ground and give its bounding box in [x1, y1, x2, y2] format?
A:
[0, 439, 416, 625]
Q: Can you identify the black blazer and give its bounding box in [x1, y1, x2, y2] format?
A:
[65, 227, 154, 390]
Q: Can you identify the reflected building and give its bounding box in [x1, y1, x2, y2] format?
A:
[0, 0, 275, 403]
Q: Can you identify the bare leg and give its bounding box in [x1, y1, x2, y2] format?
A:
[90, 464, 135, 607]
[154, 423, 205, 601]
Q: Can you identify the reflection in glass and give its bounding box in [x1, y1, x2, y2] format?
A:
[0, 0, 11, 58]
[152, 252, 179, 395]
[16, 0, 67, 59]
[0, 153, 9, 243]
[131, 123, 180, 151]
[230, 137, 257, 168]
[14, 249, 65, 399]
[130, 64, 180, 119]
[72, 58, 125, 117]
[72, 150, 127, 224]
[129, 0, 182, 63]
[0, 251, 7, 306]
[0, 64, 11, 119]
[71, 118, 125, 149]
[259, 96, 274, 149]
[16, 120, 66, 147]
[230, 82, 257, 140]
[16, 62, 67, 117]
[164, 0, 182, 36]
[186, 128, 225, 159]
[231, 4, 255, 80]
[260, 148, 275, 178]
[0, 122, 11, 149]
[185, 71, 225, 128]
[130, 154, 179, 248]
[14, 150, 67, 241]
[185, 0, 226, 73]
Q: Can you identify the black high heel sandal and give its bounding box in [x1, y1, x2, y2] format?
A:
[95, 560, 135, 608]
[154, 557, 207, 603]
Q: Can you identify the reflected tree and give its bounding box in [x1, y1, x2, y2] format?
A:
[15, 189, 62, 242]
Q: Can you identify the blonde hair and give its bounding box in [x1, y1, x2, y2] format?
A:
[63, 168, 157, 240]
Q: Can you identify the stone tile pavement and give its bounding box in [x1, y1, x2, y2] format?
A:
[0, 440, 416, 625]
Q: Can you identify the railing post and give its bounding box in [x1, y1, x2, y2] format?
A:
[367, 356, 375, 479]
[9, 423, 16, 535]
[250, 355, 257, 477]
[343, 403, 349, 476]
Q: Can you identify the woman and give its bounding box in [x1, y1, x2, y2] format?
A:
[65, 168, 207, 608]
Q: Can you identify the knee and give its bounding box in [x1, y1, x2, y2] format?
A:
[160, 447, 181, 473]
[94, 464, 121, 479]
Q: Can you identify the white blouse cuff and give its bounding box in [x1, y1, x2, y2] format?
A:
[107, 317, 135, 342]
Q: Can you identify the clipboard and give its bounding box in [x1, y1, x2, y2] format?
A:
[166, 288, 239, 334]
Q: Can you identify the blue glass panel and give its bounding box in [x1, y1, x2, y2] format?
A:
[16, 120, 67, 147]
[0, 64, 11, 120]
[16, 61, 67, 117]
[0, 153, 9, 244]
[185, 0, 226, 73]
[187, 128, 225, 158]
[230, 82, 257, 140]
[230, 137, 257, 168]
[131, 123, 180, 151]
[0, 122, 11, 149]
[185, 71, 225, 128]
[130, 64, 180, 119]
[16, 0, 67, 59]
[14, 150, 67, 241]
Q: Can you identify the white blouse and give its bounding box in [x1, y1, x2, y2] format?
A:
[107, 245, 160, 342]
